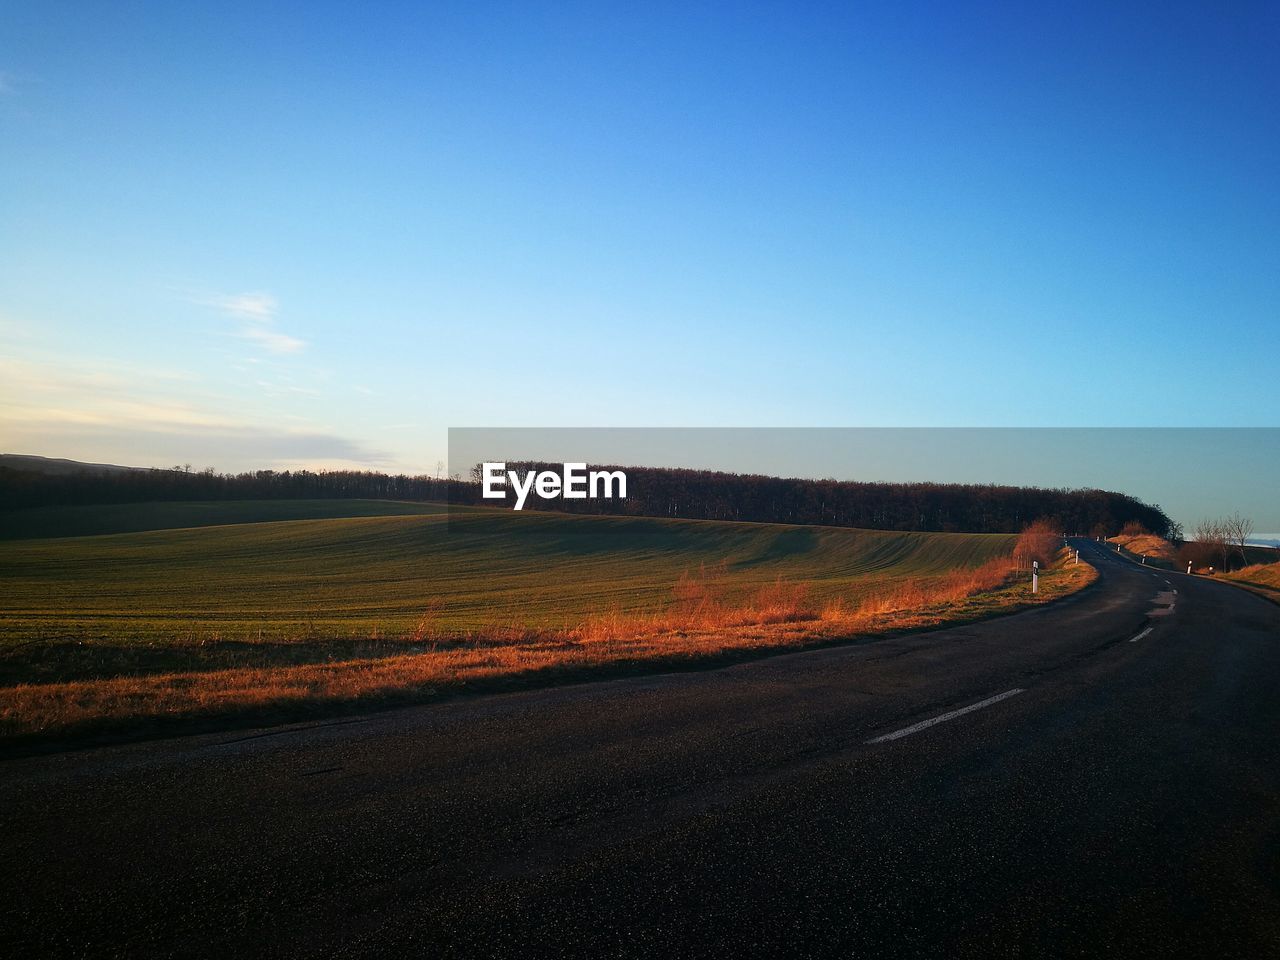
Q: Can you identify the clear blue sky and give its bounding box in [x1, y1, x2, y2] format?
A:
[2, 2, 1278, 485]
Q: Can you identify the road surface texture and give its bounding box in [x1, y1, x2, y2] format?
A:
[3, 539, 1279, 958]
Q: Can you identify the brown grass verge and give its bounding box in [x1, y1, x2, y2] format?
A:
[0, 553, 1096, 748]
[1108, 533, 1177, 565]
[1220, 562, 1280, 604]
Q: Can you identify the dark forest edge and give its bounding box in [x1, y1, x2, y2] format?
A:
[0, 459, 1172, 537]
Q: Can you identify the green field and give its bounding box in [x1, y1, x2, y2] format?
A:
[0, 498, 448, 541]
[0, 500, 1016, 646]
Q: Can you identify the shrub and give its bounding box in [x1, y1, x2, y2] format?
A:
[1014, 519, 1061, 567]
[1178, 541, 1217, 572]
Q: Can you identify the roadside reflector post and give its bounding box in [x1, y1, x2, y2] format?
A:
[1142, 555, 1147, 564]
[1032, 560, 1039, 594]
[1187, 561, 1193, 574]
[1074, 549, 1079, 565]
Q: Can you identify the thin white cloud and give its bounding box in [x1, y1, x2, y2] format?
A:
[255, 379, 320, 397]
[241, 325, 305, 354]
[0, 353, 390, 469]
[0, 313, 32, 338]
[208, 291, 277, 322]
[198, 290, 305, 354]
[0, 356, 243, 433]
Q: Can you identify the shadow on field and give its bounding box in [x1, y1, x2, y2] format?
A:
[0, 638, 455, 686]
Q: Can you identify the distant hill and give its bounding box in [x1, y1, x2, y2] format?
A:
[0, 454, 143, 476]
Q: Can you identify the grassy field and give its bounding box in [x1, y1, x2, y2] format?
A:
[0, 500, 1096, 744]
[0, 502, 1020, 646]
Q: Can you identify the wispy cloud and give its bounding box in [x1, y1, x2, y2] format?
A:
[209, 291, 278, 322]
[255, 379, 321, 398]
[0, 69, 38, 98]
[1, 356, 244, 433]
[0, 313, 33, 339]
[241, 325, 306, 354]
[200, 290, 306, 354]
[0, 353, 390, 470]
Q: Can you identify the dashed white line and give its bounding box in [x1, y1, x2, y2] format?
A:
[1129, 626, 1154, 642]
[865, 689, 1026, 744]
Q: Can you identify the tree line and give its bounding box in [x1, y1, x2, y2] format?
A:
[0, 461, 1172, 538]
[0, 465, 457, 510]
[480, 463, 1172, 536]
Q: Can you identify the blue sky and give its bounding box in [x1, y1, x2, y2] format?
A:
[2, 2, 1278, 488]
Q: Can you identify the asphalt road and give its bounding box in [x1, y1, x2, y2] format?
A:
[3, 539, 1279, 958]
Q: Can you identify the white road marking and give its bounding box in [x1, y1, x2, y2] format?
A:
[865, 689, 1025, 744]
[1130, 626, 1153, 642]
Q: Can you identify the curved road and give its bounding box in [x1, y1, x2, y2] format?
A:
[3, 539, 1279, 958]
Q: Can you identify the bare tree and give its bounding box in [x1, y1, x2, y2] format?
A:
[1223, 512, 1255, 569]
[1193, 518, 1230, 572]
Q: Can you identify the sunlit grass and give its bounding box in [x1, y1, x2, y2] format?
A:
[1107, 532, 1177, 565]
[1222, 561, 1280, 599]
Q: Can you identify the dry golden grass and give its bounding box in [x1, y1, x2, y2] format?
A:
[1108, 533, 1177, 563]
[1223, 561, 1280, 599]
[0, 552, 1096, 744]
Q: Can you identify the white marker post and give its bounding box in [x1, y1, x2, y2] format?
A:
[1142, 555, 1147, 565]
[1032, 560, 1039, 594]
[1187, 561, 1193, 574]
[1074, 549, 1079, 565]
